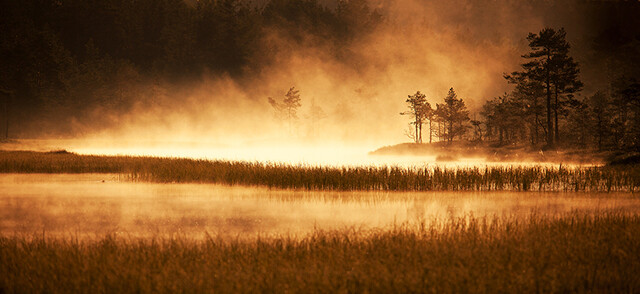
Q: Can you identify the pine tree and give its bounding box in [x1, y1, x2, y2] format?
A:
[505, 70, 545, 145]
[435, 88, 470, 143]
[401, 91, 431, 143]
[509, 28, 582, 147]
[268, 87, 301, 134]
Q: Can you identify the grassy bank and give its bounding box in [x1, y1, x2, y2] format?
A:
[0, 150, 639, 192]
[1, 213, 639, 293]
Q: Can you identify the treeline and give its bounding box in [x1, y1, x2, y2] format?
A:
[0, 0, 381, 137]
[401, 88, 471, 144]
[402, 27, 639, 153]
[480, 28, 639, 152]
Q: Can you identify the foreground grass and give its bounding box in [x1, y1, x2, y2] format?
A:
[1, 150, 639, 192]
[1, 213, 639, 293]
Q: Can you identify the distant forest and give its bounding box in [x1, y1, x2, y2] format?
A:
[0, 0, 382, 137]
[1, 0, 639, 152]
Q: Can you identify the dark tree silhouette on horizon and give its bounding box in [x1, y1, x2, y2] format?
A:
[268, 87, 302, 134]
[401, 91, 431, 143]
[435, 88, 469, 143]
[507, 28, 582, 148]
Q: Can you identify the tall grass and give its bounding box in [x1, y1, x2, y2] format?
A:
[1, 150, 639, 192]
[1, 213, 639, 293]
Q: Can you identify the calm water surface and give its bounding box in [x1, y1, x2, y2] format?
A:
[1, 174, 638, 239]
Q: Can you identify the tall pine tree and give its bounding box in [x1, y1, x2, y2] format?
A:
[508, 28, 582, 147]
[435, 88, 469, 143]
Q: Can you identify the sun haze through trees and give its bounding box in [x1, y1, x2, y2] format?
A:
[401, 91, 434, 144]
[435, 88, 470, 143]
[268, 87, 302, 135]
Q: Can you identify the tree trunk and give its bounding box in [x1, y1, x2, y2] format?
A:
[429, 119, 432, 143]
[546, 55, 554, 147]
[597, 115, 603, 151]
[534, 97, 539, 145]
[2, 92, 8, 140]
[554, 84, 560, 144]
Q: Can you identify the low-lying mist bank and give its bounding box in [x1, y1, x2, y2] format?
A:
[2, 213, 639, 293]
[0, 150, 638, 192]
[370, 142, 613, 165]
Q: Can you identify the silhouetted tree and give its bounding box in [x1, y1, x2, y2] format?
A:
[401, 91, 431, 143]
[509, 28, 582, 147]
[610, 78, 640, 150]
[470, 119, 483, 142]
[587, 91, 612, 150]
[268, 87, 302, 134]
[0, 89, 12, 139]
[435, 88, 469, 143]
[549, 35, 583, 143]
[505, 69, 546, 145]
[423, 100, 435, 143]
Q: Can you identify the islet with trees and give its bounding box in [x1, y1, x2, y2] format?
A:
[394, 27, 639, 162]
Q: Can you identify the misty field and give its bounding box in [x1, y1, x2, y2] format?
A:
[1, 213, 639, 293]
[1, 150, 638, 192]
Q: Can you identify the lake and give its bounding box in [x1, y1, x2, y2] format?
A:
[1, 139, 577, 168]
[2, 174, 638, 240]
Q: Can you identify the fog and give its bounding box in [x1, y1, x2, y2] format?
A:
[86, 1, 634, 158]
[2, 174, 638, 240]
[3, 0, 638, 163]
[83, 4, 521, 146]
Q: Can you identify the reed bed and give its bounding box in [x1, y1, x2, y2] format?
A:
[1, 212, 639, 293]
[1, 150, 638, 192]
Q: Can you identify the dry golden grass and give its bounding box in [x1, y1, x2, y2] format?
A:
[1, 212, 639, 293]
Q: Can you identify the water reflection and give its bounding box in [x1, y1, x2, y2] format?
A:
[1, 174, 638, 239]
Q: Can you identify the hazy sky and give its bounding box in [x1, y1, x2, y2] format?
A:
[4, 0, 639, 148]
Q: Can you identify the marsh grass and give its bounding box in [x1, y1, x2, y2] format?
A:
[1, 212, 639, 293]
[1, 150, 639, 192]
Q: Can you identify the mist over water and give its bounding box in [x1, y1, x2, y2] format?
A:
[2, 174, 638, 240]
[1, 138, 584, 168]
[0, 0, 636, 241]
